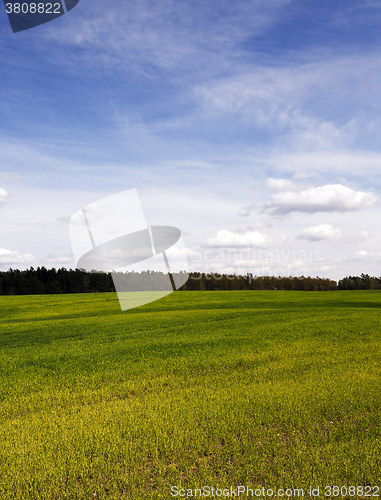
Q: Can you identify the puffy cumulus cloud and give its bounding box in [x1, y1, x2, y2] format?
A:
[297, 225, 370, 243]
[0, 249, 34, 265]
[265, 178, 298, 191]
[264, 184, 377, 215]
[335, 249, 381, 263]
[0, 188, 8, 206]
[314, 264, 336, 273]
[0, 250, 74, 270]
[205, 230, 272, 248]
[354, 250, 381, 261]
[297, 224, 342, 242]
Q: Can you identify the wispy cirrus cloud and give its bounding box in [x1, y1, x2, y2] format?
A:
[20, 0, 292, 80]
[297, 224, 342, 242]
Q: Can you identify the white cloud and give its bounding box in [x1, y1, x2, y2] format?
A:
[39, 0, 291, 77]
[192, 50, 381, 158]
[297, 224, 342, 242]
[186, 248, 202, 260]
[265, 178, 298, 191]
[0, 249, 73, 270]
[335, 249, 381, 264]
[315, 264, 337, 272]
[205, 229, 272, 248]
[264, 184, 377, 215]
[193, 56, 368, 145]
[292, 172, 320, 179]
[0, 188, 8, 206]
[0, 249, 34, 266]
[354, 250, 381, 261]
[297, 224, 370, 243]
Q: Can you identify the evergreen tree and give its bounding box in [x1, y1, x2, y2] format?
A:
[45, 280, 63, 294]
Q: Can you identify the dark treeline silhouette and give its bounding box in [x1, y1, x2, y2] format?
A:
[183, 273, 337, 291]
[0, 267, 379, 295]
[337, 273, 381, 290]
[0, 267, 333, 295]
[0, 267, 115, 295]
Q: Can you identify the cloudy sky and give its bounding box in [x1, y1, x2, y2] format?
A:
[1, 0, 381, 280]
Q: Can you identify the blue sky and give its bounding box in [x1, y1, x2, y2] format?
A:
[1, 0, 381, 279]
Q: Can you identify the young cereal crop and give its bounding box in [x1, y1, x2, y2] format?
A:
[0, 290, 380, 499]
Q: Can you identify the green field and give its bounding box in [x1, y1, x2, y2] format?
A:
[0, 291, 380, 499]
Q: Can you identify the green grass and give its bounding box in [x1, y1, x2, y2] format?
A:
[0, 291, 380, 499]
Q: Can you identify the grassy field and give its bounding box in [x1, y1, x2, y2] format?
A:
[0, 290, 380, 499]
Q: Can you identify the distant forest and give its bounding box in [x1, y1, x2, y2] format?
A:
[0, 267, 380, 295]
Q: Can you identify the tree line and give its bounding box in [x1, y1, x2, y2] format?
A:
[1, 267, 378, 295]
[0, 268, 380, 295]
[337, 274, 381, 290]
